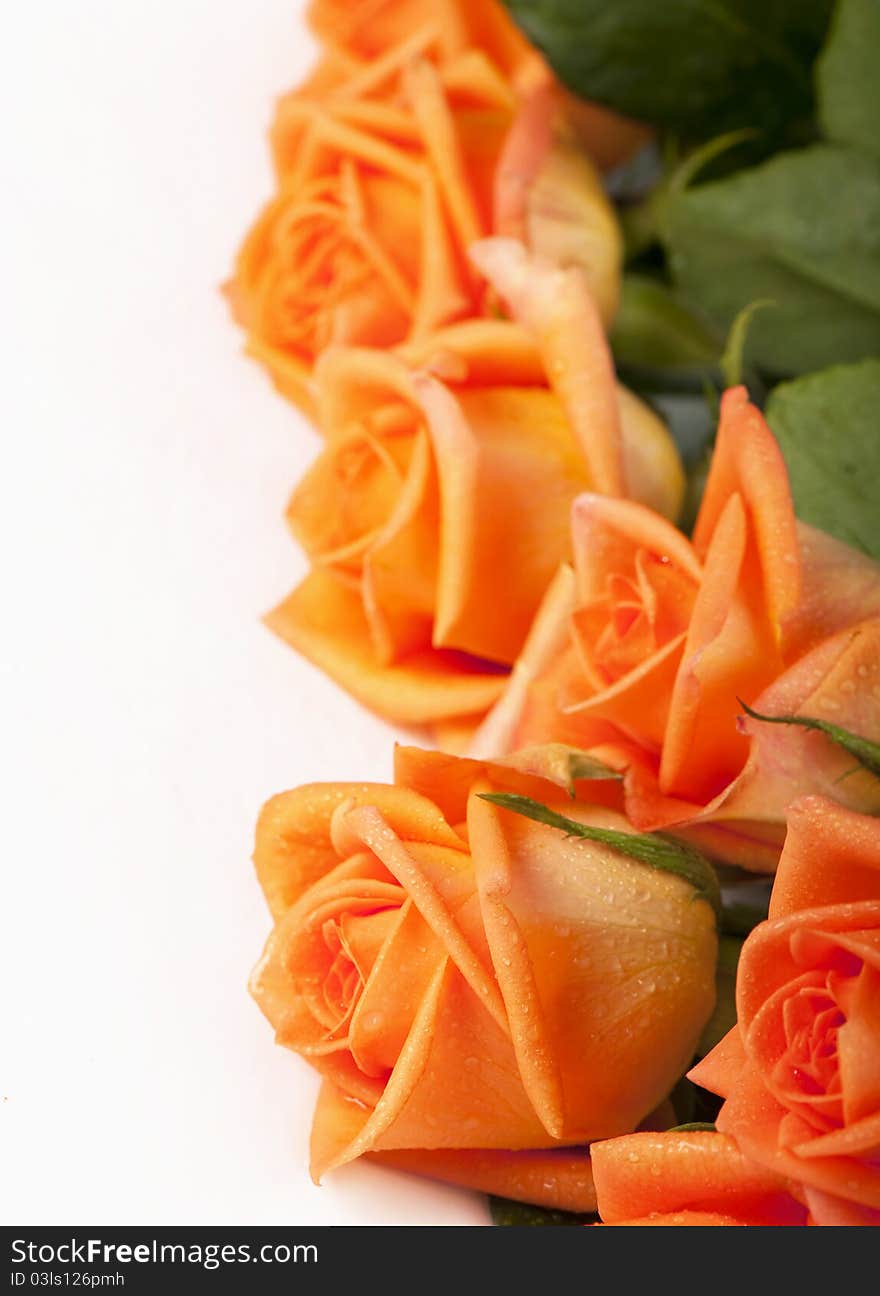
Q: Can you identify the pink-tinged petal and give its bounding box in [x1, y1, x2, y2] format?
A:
[804, 1186, 880, 1226]
[789, 522, 880, 659]
[571, 494, 702, 600]
[493, 83, 621, 325]
[709, 621, 880, 835]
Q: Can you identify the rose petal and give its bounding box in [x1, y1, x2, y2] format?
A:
[339, 803, 508, 1029]
[717, 1060, 880, 1209]
[370, 1144, 597, 1213]
[309, 961, 559, 1178]
[415, 373, 591, 662]
[710, 624, 880, 838]
[591, 1129, 806, 1225]
[266, 569, 506, 726]
[469, 237, 624, 497]
[468, 789, 717, 1140]
[692, 387, 801, 644]
[493, 83, 621, 325]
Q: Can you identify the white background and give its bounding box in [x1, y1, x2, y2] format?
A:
[0, 0, 487, 1225]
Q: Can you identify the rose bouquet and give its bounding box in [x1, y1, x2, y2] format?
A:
[230, 0, 880, 1225]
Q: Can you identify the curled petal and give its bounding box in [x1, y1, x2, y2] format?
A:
[469, 237, 624, 497]
[265, 569, 507, 726]
[369, 1145, 596, 1214]
[494, 84, 621, 325]
[592, 1129, 806, 1226]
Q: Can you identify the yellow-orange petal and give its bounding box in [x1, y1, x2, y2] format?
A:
[616, 386, 685, 522]
[416, 373, 590, 663]
[254, 783, 408, 919]
[265, 569, 506, 726]
[309, 961, 559, 1179]
[470, 237, 624, 497]
[468, 789, 717, 1141]
[469, 563, 576, 758]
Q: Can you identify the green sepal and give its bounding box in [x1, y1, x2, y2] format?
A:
[739, 698, 880, 778]
[478, 792, 721, 921]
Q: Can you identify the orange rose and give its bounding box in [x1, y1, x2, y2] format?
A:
[249, 744, 717, 1210]
[307, 0, 542, 83]
[688, 797, 880, 1226]
[227, 0, 632, 414]
[307, 0, 650, 170]
[473, 387, 880, 868]
[266, 244, 684, 730]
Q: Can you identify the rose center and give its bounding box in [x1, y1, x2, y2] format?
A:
[771, 982, 846, 1132]
[573, 548, 696, 687]
[268, 179, 374, 355]
[296, 904, 402, 1042]
[289, 410, 419, 574]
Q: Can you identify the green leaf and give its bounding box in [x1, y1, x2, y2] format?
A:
[501, 1, 833, 140]
[739, 699, 880, 777]
[478, 792, 721, 920]
[765, 359, 880, 556]
[669, 1074, 723, 1126]
[611, 276, 721, 374]
[667, 1122, 718, 1133]
[697, 935, 742, 1056]
[664, 145, 880, 375]
[817, 0, 880, 161]
[489, 1196, 595, 1226]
